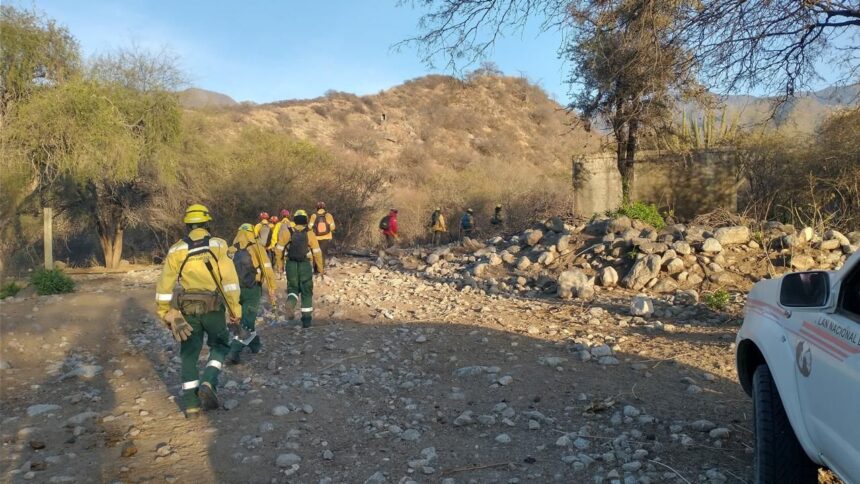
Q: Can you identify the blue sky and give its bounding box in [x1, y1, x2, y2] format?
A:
[14, 0, 567, 103]
[11, 0, 847, 104]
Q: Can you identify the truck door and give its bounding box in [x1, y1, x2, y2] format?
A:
[790, 264, 860, 480]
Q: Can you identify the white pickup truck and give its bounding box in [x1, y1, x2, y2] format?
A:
[736, 250, 860, 483]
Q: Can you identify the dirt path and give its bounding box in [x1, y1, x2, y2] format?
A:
[1, 257, 754, 483]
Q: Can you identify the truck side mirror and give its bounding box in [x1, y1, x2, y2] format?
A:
[779, 271, 830, 307]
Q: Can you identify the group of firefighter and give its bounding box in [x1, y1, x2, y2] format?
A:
[154, 202, 506, 417]
[154, 202, 334, 417]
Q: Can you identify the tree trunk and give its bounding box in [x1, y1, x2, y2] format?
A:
[619, 118, 639, 204]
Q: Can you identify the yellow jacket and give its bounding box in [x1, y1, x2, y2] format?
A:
[275, 224, 325, 273]
[309, 210, 335, 241]
[432, 213, 447, 232]
[155, 228, 242, 320]
[269, 222, 283, 250]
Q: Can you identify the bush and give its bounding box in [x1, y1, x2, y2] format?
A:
[703, 289, 730, 311]
[30, 269, 75, 295]
[612, 201, 665, 230]
[0, 282, 22, 299]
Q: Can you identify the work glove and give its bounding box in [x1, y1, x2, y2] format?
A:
[164, 309, 193, 342]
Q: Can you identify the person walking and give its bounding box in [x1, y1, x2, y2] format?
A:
[155, 204, 241, 418]
[490, 204, 504, 228]
[430, 207, 447, 246]
[226, 223, 276, 365]
[283, 210, 325, 328]
[309, 202, 336, 259]
[273, 212, 295, 278]
[460, 208, 476, 240]
[380, 208, 399, 248]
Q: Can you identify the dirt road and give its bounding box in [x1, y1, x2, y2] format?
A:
[1, 257, 754, 483]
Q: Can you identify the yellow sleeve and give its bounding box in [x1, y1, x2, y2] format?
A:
[274, 226, 291, 272]
[327, 213, 335, 232]
[309, 214, 317, 228]
[441, 215, 447, 231]
[155, 249, 181, 320]
[254, 241, 276, 291]
[214, 239, 242, 319]
[253, 223, 261, 237]
[308, 232, 324, 273]
[268, 223, 280, 250]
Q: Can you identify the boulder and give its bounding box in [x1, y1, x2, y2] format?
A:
[664, 258, 685, 275]
[819, 239, 841, 251]
[798, 227, 814, 244]
[501, 252, 516, 265]
[790, 255, 816, 271]
[557, 234, 572, 253]
[546, 216, 566, 233]
[524, 229, 544, 246]
[462, 237, 485, 253]
[488, 254, 503, 266]
[635, 241, 668, 255]
[426, 253, 440, 265]
[609, 216, 633, 233]
[714, 226, 751, 246]
[557, 269, 595, 299]
[652, 278, 678, 293]
[824, 229, 850, 246]
[537, 251, 555, 266]
[516, 257, 532, 271]
[671, 241, 692, 255]
[630, 296, 654, 316]
[621, 254, 662, 290]
[701, 238, 723, 253]
[597, 266, 619, 287]
[472, 263, 489, 278]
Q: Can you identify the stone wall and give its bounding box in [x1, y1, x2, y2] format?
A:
[572, 150, 741, 219]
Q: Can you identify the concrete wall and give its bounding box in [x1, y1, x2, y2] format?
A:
[572, 150, 740, 219]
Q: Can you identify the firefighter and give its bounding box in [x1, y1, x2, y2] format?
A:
[155, 204, 241, 418]
[226, 224, 276, 364]
[309, 202, 336, 260]
[273, 212, 295, 277]
[491, 204, 504, 228]
[282, 210, 324, 328]
[460, 208, 476, 240]
[253, 212, 270, 238]
[380, 209, 399, 248]
[430, 207, 447, 246]
[280, 209, 295, 229]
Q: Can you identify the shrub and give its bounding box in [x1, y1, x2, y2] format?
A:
[0, 282, 22, 299]
[30, 269, 75, 295]
[703, 289, 730, 311]
[612, 202, 665, 230]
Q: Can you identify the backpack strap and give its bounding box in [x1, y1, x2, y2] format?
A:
[178, 235, 216, 281]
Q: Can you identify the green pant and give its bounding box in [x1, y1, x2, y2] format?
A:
[180, 308, 231, 409]
[229, 286, 262, 355]
[285, 260, 314, 326]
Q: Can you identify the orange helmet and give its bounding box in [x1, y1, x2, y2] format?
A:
[259, 212, 269, 220]
[270, 216, 280, 223]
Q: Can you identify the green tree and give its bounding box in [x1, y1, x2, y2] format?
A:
[0, 5, 81, 116]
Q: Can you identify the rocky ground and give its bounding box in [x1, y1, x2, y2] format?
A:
[3, 214, 853, 483]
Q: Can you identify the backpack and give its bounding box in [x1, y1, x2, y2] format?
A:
[431, 212, 439, 227]
[287, 228, 310, 262]
[314, 212, 331, 236]
[379, 215, 391, 231]
[232, 245, 258, 288]
[259, 223, 273, 248]
[461, 214, 474, 230]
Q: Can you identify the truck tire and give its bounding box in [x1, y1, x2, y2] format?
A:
[752, 364, 818, 484]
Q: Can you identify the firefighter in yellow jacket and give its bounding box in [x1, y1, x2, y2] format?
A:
[226, 224, 276, 364]
[155, 204, 242, 418]
[309, 201, 335, 259]
[279, 209, 324, 328]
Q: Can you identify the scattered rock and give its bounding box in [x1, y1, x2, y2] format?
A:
[276, 453, 302, 468]
[630, 296, 654, 317]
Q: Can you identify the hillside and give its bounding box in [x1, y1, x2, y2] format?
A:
[182, 74, 602, 240]
[177, 87, 238, 108]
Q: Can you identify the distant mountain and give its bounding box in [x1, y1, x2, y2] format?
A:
[718, 83, 859, 133]
[177, 87, 238, 108]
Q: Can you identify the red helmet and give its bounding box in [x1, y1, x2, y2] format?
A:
[280, 209, 290, 218]
[270, 216, 279, 223]
[317, 201, 326, 210]
[259, 212, 269, 220]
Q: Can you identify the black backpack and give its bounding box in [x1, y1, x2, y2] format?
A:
[379, 215, 391, 230]
[259, 223, 273, 248]
[287, 228, 310, 262]
[232, 245, 258, 288]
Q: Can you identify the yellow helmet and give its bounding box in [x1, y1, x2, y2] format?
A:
[183, 204, 212, 224]
[238, 223, 254, 232]
[294, 209, 308, 218]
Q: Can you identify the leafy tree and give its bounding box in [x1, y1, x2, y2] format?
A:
[0, 5, 80, 116]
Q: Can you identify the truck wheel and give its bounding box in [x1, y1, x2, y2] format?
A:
[752, 364, 818, 484]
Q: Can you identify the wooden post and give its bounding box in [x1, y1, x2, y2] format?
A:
[43, 207, 53, 270]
